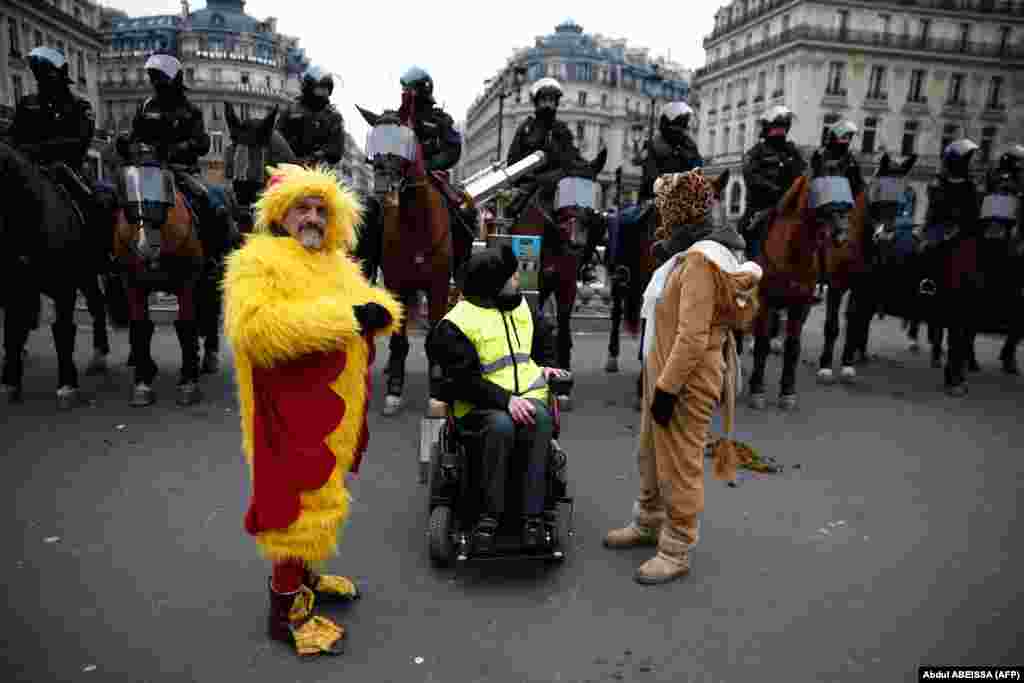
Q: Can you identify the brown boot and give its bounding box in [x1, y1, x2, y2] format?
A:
[303, 567, 361, 602]
[267, 581, 345, 656]
[634, 527, 692, 585]
[603, 503, 664, 549]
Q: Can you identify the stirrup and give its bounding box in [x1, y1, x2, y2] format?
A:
[919, 279, 937, 296]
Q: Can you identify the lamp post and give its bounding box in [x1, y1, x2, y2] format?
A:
[488, 63, 528, 163]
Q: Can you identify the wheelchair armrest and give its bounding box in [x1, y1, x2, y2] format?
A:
[548, 372, 574, 397]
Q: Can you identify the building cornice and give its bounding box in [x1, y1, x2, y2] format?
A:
[10, 0, 104, 47]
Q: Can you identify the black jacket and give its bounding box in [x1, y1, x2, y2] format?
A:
[641, 132, 703, 201]
[10, 91, 94, 168]
[507, 115, 580, 183]
[926, 175, 980, 233]
[122, 94, 209, 171]
[414, 106, 461, 172]
[277, 97, 345, 165]
[426, 246, 556, 411]
[742, 138, 806, 212]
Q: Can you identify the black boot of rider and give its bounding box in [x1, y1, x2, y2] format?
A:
[472, 516, 498, 556]
[522, 515, 545, 553]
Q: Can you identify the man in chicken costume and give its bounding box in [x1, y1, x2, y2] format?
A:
[223, 164, 402, 656]
[604, 170, 762, 585]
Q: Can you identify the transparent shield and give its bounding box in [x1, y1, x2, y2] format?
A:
[365, 124, 417, 162]
[980, 193, 1019, 223]
[871, 176, 907, 205]
[555, 177, 597, 211]
[120, 165, 174, 205]
[809, 176, 854, 210]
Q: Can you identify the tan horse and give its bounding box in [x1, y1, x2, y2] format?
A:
[112, 142, 205, 407]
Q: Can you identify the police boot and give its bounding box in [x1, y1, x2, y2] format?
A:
[472, 516, 499, 556]
[173, 320, 201, 406]
[267, 582, 345, 657]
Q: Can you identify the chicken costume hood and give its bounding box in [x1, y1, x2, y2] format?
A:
[223, 164, 402, 563]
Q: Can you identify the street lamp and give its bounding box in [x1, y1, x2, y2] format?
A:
[488, 63, 528, 163]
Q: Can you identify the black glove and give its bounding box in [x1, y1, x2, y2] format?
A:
[650, 388, 677, 428]
[353, 302, 392, 335]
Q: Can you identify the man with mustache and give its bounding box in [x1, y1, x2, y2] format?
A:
[222, 164, 402, 656]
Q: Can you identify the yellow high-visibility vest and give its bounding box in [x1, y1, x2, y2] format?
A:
[443, 297, 549, 418]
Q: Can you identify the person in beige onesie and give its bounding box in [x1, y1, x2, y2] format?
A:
[604, 170, 763, 585]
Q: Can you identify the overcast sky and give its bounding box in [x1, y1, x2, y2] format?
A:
[103, 1, 719, 147]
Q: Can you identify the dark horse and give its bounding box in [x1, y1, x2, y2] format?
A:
[508, 150, 607, 409]
[356, 104, 476, 416]
[112, 141, 205, 407]
[0, 141, 105, 407]
[748, 154, 855, 410]
[816, 153, 917, 384]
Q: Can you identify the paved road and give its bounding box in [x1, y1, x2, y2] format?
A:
[1, 306, 1021, 682]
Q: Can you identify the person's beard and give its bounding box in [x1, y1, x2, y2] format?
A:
[297, 222, 325, 250]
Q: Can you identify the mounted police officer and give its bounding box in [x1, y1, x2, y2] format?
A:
[818, 119, 865, 199]
[276, 65, 344, 166]
[116, 54, 229, 262]
[639, 101, 703, 202]
[506, 77, 583, 215]
[740, 105, 805, 257]
[10, 47, 96, 226]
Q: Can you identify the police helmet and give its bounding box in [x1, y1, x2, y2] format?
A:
[826, 119, 858, 145]
[529, 77, 563, 103]
[942, 138, 979, 178]
[997, 143, 1024, 172]
[27, 47, 72, 85]
[659, 101, 693, 128]
[301, 65, 335, 97]
[145, 53, 184, 88]
[400, 66, 434, 102]
[760, 105, 794, 133]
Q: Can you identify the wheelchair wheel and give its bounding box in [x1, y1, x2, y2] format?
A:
[428, 505, 455, 568]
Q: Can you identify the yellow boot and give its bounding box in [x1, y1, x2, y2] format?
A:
[304, 567, 361, 602]
[267, 582, 345, 656]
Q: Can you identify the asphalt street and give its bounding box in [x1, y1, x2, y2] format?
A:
[1, 305, 1022, 682]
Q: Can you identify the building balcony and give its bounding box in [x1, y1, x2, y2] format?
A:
[902, 97, 931, 116]
[100, 79, 293, 102]
[980, 102, 1008, 122]
[822, 89, 849, 108]
[862, 92, 889, 110]
[695, 24, 1024, 82]
[180, 49, 284, 68]
[704, 0, 1024, 48]
[942, 100, 969, 118]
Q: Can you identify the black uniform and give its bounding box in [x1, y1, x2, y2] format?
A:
[276, 97, 345, 166]
[819, 147, 865, 199]
[414, 105, 461, 172]
[10, 90, 96, 214]
[742, 139, 806, 214]
[640, 132, 703, 202]
[506, 115, 583, 217]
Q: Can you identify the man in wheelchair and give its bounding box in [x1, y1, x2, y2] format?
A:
[426, 245, 569, 555]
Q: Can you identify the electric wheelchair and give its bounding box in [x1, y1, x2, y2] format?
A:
[422, 370, 576, 568]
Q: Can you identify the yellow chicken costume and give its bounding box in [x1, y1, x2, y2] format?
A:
[222, 164, 402, 656]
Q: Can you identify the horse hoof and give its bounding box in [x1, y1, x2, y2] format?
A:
[605, 357, 619, 373]
[2, 384, 24, 404]
[770, 338, 783, 355]
[176, 382, 201, 406]
[778, 394, 798, 411]
[85, 353, 108, 376]
[908, 342, 921, 354]
[748, 393, 767, 410]
[816, 368, 835, 385]
[201, 353, 220, 375]
[840, 366, 857, 384]
[946, 384, 968, 398]
[557, 395, 572, 412]
[382, 394, 403, 416]
[130, 384, 155, 407]
[56, 386, 79, 410]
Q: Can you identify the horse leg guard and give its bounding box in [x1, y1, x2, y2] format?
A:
[383, 334, 409, 415]
[779, 336, 802, 409]
[129, 320, 158, 387]
[174, 320, 200, 384]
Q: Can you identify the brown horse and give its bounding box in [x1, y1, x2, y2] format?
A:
[508, 150, 607, 408]
[112, 141, 205, 407]
[816, 153, 918, 384]
[747, 154, 855, 410]
[357, 105, 472, 415]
